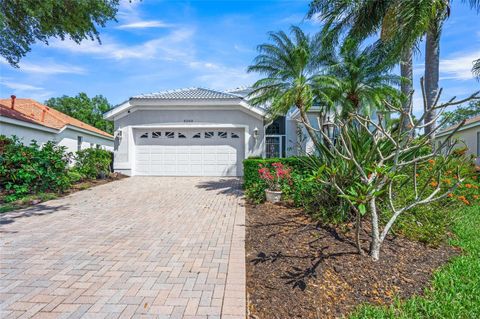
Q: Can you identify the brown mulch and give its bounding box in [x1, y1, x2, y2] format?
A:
[246, 202, 459, 319]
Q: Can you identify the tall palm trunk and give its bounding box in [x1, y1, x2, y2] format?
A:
[424, 20, 441, 139]
[400, 47, 413, 131]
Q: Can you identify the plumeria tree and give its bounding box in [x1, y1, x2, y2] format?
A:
[304, 79, 480, 260]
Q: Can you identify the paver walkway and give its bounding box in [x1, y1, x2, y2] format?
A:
[0, 177, 246, 319]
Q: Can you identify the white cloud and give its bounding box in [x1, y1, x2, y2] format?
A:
[192, 63, 257, 90]
[0, 80, 43, 91]
[116, 20, 172, 29]
[48, 27, 195, 61]
[439, 51, 480, 80]
[0, 58, 85, 75]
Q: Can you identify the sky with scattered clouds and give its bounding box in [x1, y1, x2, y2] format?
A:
[0, 0, 479, 112]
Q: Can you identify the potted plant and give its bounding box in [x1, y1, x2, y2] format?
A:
[258, 162, 291, 203]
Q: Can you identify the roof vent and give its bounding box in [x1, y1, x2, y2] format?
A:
[10, 95, 16, 109]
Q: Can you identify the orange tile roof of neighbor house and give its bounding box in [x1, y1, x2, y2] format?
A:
[0, 97, 113, 138]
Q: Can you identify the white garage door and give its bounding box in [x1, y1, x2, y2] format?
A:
[134, 128, 244, 176]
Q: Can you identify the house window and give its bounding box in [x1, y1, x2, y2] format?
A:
[218, 131, 227, 138]
[77, 136, 83, 151]
[152, 131, 161, 138]
[90, 143, 94, 148]
[193, 133, 201, 138]
[231, 132, 239, 138]
[165, 131, 174, 138]
[266, 122, 281, 135]
[178, 132, 186, 138]
[96, 144, 100, 149]
[140, 133, 148, 138]
[205, 131, 214, 138]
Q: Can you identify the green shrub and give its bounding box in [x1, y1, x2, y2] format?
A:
[74, 148, 112, 179]
[0, 135, 72, 202]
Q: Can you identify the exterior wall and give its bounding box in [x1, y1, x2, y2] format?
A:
[287, 111, 321, 156]
[0, 121, 56, 146]
[113, 108, 264, 173]
[0, 120, 113, 153]
[56, 128, 114, 153]
[436, 125, 480, 165]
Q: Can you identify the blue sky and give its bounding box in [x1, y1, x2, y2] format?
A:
[0, 0, 479, 112]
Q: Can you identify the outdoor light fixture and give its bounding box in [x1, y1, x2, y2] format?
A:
[322, 116, 335, 140]
[253, 127, 259, 139]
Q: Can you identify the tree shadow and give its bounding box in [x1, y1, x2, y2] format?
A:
[196, 178, 243, 197]
[0, 204, 69, 226]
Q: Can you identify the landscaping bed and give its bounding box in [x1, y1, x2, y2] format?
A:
[246, 202, 459, 319]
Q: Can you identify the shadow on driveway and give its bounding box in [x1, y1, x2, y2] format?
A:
[0, 204, 69, 226]
[196, 178, 243, 197]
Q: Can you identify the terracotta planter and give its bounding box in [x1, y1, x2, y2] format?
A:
[265, 189, 282, 203]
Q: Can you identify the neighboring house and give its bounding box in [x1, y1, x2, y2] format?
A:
[104, 87, 324, 177]
[0, 96, 114, 153]
[436, 115, 480, 165]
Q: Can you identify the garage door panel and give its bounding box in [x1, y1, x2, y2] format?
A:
[135, 129, 243, 176]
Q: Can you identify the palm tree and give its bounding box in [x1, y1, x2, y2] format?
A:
[247, 26, 335, 150]
[308, 0, 480, 136]
[322, 39, 404, 118]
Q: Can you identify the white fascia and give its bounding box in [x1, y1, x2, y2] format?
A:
[104, 99, 266, 121]
[0, 115, 59, 133]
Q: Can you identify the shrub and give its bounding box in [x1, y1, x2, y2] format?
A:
[74, 148, 112, 179]
[0, 135, 72, 202]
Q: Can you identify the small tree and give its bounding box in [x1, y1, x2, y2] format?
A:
[304, 78, 479, 261]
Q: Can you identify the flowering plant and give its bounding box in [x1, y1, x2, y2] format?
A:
[258, 162, 291, 191]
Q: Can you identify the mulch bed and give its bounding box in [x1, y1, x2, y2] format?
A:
[246, 202, 459, 319]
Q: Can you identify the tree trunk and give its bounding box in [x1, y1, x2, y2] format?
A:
[298, 107, 322, 151]
[355, 211, 364, 255]
[369, 198, 381, 261]
[424, 20, 441, 139]
[400, 47, 413, 131]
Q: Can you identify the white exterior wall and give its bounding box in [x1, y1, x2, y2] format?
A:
[436, 125, 480, 165]
[113, 108, 264, 175]
[0, 121, 56, 146]
[0, 118, 113, 153]
[286, 111, 321, 156]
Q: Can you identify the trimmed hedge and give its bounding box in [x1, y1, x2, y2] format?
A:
[243, 157, 312, 190]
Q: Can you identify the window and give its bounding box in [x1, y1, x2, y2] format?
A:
[231, 132, 240, 139]
[218, 131, 227, 138]
[205, 131, 214, 138]
[165, 131, 174, 138]
[152, 131, 161, 138]
[140, 132, 148, 139]
[90, 143, 94, 148]
[193, 133, 201, 138]
[96, 144, 101, 149]
[178, 132, 186, 138]
[77, 136, 83, 151]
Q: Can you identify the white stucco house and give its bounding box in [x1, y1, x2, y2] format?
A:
[436, 115, 480, 165]
[0, 96, 114, 153]
[104, 87, 323, 177]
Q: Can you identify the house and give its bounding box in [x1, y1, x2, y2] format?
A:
[436, 115, 480, 165]
[104, 87, 323, 177]
[0, 96, 114, 153]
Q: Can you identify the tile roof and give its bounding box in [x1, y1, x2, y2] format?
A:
[0, 98, 113, 138]
[440, 114, 480, 134]
[132, 87, 243, 100]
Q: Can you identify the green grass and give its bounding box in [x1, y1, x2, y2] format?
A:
[350, 205, 480, 319]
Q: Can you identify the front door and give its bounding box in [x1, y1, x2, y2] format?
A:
[265, 136, 281, 158]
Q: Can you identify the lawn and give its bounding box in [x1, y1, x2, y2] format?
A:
[351, 205, 480, 319]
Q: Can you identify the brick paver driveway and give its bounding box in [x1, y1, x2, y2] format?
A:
[0, 177, 245, 319]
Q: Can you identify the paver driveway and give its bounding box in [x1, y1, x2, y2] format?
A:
[0, 177, 246, 319]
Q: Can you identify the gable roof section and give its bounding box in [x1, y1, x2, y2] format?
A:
[104, 87, 266, 120]
[0, 98, 113, 138]
[437, 115, 480, 137]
